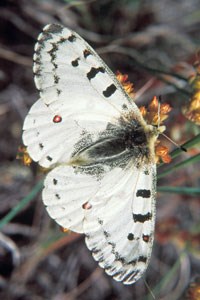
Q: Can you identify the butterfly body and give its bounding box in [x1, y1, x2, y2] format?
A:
[22, 24, 162, 284]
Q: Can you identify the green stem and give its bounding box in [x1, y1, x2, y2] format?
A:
[0, 180, 43, 230]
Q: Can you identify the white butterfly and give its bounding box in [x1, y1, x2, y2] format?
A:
[22, 24, 163, 284]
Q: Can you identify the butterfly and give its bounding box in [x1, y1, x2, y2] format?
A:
[22, 24, 165, 284]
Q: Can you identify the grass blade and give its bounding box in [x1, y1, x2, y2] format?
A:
[157, 186, 200, 195]
[0, 180, 43, 230]
[158, 153, 200, 178]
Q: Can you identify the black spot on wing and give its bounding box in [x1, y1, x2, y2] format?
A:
[48, 43, 58, 57]
[48, 43, 58, 69]
[133, 212, 152, 223]
[127, 233, 134, 241]
[136, 189, 151, 198]
[138, 256, 147, 263]
[108, 241, 116, 254]
[114, 251, 122, 261]
[103, 231, 110, 238]
[103, 84, 117, 98]
[58, 37, 68, 45]
[46, 155, 53, 162]
[87, 67, 105, 80]
[83, 49, 92, 58]
[53, 178, 58, 185]
[55, 193, 60, 200]
[71, 58, 80, 67]
[98, 219, 103, 225]
[68, 34, 76, 42]
[39, 143, 44, 150]
[54, 74, 59, 84]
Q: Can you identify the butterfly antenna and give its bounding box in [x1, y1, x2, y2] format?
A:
[161, 132, 187, 152]
[157, 100, 161, 129]
[158, 96, 187, 152]
[143, 279, 156, 300]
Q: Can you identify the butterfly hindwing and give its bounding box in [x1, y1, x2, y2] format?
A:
[42, 160, 156, 284]
[42, 165, 101, 233]
[84, 164, 156, 284]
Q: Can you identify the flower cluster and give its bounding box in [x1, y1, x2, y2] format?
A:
[116, 71, 135, 98]
[140, 96, 172, 163]
[182, 62, 200, 125]
[16, 146, 32, 166]
[139, 96, 171, 126]
[154, 142, 172, 163]
[186, 277, 200, 300]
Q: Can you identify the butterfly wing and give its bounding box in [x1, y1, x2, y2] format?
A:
[42, 165, 101, 233]
[23, 24, 142, 168]
[23, 97, 118, 167]
[84, 164, 156, 284]
[33, 24, 136, 112]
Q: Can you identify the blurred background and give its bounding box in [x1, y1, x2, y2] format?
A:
[0, 0, 200, 299]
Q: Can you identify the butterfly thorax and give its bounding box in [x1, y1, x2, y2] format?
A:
[69, 115, 162, 171]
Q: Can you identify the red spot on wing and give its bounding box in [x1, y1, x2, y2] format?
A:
[53, 115, 62, 123]
[82, 202, 92, 210]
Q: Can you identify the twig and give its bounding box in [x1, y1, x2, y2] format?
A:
[0, 46, 32, 67]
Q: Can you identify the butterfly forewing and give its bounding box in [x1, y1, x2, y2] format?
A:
[24, 24, 142, 168]
[33, 24, 138, 114]
[23, 97, 117, 168]
[22, 23, 158, 284]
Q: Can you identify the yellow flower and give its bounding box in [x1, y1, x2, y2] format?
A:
[186, 278, 200, 300]
[116, 71, 135, 98]
[183, 62, 200, 125]
[140, 96, 171, 126]
[16, 146, 32, 166]
[60, 227, 70, 233]
[155, 142, 172, 164]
